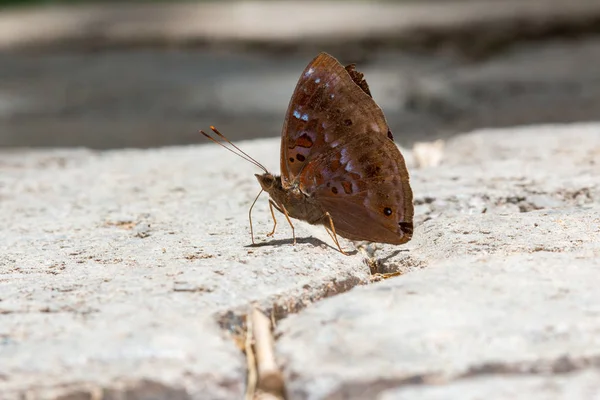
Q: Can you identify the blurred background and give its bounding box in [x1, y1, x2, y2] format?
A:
[0, 0, 599, 150]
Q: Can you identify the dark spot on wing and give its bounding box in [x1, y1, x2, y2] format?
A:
[296, 154, 306, 162]
[344, 119, 353, 126]
[331, 187, 338, 194]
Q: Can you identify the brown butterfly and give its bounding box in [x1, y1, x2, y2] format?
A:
[202, 52, 413, 254]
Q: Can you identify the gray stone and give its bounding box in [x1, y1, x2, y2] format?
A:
[2, 123, 600, 398]
[379, 369, 600, 400]
[0, 139, 368, 398]
[275, 124, 600, 399]
[277, 234, 600, 399]
[410, 123, 600, 226]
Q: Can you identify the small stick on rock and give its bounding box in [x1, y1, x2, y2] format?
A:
[252, 307, 285, 397]
[245, 310, 257, 400]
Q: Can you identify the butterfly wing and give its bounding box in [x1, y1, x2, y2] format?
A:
[298, 132, 413, 244]
[279, 52, 413, 244]
[279, 52, 392, 186]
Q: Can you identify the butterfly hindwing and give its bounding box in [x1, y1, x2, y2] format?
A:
[298, 132, 413, 244]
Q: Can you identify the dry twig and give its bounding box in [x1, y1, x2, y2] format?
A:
[245, 310, 257, 400]
[252, 308, 285, 397]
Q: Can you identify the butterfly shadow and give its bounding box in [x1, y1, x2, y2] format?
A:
[246, 236, 358, 255]
[377, 248, 410, 264]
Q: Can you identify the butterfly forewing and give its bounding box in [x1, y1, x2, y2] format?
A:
[280, 53, 391, 186]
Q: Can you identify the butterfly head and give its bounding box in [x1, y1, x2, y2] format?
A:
[255, 173, 282, 192]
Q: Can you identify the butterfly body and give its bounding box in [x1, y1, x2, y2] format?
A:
[203, 52, 414, 251]
[255, 173, 326, 226]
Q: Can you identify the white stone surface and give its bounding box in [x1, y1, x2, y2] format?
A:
[275, 123, 600, 400]
[1, 123, 599, 398]
[379, 369, 600, 400]
[0, 139, 367, 399]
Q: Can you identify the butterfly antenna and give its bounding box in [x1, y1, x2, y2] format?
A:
[199, 129, 261, 169]
[199, 126, 268, 173]
[208, 126, 269, 172]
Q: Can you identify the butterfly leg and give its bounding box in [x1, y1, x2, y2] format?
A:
[268, 200, 296, 245]
[266, 200, 281, 237]
[323, 212, 349, 255]
[248, 189, 264, 245]
[281, 205, 296, 245]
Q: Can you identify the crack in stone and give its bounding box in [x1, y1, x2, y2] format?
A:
[459, 354, 600, 378]
[24, 379, 192, 400]
[215, 251, 424, 399]
[217, 273, 367, 334]
[217, 246, 425, 334]
[215, 275, 371, 400]
[324, 354, 600, 400]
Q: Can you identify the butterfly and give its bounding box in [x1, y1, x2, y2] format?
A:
[202, 52, 413, 254]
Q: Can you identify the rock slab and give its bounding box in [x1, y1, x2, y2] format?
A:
[0, 139, 367, 399]
[276, 123, 600, 400]
[1, 123, 599, 398]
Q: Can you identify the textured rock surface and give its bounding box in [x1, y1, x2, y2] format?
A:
[0, 140, 367, 399]
[378, 369, 600, 400]
[275, 123, 600, 399]
[1, 123, 599, 398]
